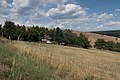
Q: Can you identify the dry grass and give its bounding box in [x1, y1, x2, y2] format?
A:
[84, 32, 120, 46]
[72, 31, 120, 46]
[11, 41, 120, 80]
[0, 41, 54, 80]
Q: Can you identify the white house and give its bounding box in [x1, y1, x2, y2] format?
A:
[42, 35, 52, 44]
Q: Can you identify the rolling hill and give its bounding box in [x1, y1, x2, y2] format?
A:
[12, 41, 120, 80]
[72, 30, 120, 46]
[92, 30, 120, 38]
[1, 31, 120, 80]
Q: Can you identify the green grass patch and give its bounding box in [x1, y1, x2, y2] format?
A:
[0, 42, 54, 80]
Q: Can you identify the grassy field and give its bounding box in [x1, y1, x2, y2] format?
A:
[0, 41, 54, 80]
[72, 31, 120, 46]
[11, 41, 120, 80]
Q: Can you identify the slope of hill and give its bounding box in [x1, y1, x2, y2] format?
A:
[72, 31, 120, 46]
[84, 32, 120, 46]
[92, 30, 120, 38]
[12, 41, 120, 80]
[0, 38, 55, 80]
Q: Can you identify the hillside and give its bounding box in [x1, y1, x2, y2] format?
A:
[11, 41, 120, 80]
[92, 30, 120, 38]
[1, 36, 120, 80]
[84, 32, 120, 46]
[72, 31, 120, 46]
[0, 38, 55, 80]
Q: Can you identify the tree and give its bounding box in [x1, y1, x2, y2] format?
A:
[25, 27, 40, 42]
[112, 43, 120, 52]
[1, 20, 92, 49]
[63, 29, 76, 45]
[11, 24, 26, 40]
[2, 21, 16, 39]
[77, 33, 91, 49]
[55, 27, 64, 44]
[94, 39, 106, 50]
[0, 24, 2, 36]
[105, 41, 114, 50]
[49, 29, 56, 41]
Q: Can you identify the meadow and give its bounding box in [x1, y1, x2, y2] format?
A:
[0, 40, 54, 80]
[10, 41, 120, 80]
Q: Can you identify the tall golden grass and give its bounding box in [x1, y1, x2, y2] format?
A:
[11, 41, 120, 80]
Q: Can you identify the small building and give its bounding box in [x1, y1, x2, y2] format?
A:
[42, 35, 52, 44]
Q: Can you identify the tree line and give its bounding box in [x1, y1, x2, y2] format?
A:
[92, 30, 120, 38]
[0, 21, 120, 52]
[0, 21, 91, 49]
[94, 39, 120, 52]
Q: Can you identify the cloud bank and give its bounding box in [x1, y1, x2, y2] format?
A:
[0, 0, 120, 31]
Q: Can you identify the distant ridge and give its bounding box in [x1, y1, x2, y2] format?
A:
[72, 30, 120, 46]
[91, 30, 120, 38]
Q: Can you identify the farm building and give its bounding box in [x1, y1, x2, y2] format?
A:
[42, 35, 52, 44]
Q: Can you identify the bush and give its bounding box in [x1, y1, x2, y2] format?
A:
[105, 41, 114, 50]
[94, 39, 120, 52]
[77, 33, 91, 49]
[94, 39, 106, 50]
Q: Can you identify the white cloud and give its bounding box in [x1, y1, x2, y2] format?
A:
[0, 0, 7, 8]
[105, 21, 120, 26]
[0, 0, 120, 31]
[12, 0, 38, 15]
[97, 13, 113, 22]
[12, 0, 66, 15]
[40, 0, 65, 4]
[115, 9, 120, 12]
[47, 4, 87, 19]
[0, 0, 8, 14]
[97, 21, 120, 29]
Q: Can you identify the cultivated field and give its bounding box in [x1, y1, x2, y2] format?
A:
[11, 41, 120, 80]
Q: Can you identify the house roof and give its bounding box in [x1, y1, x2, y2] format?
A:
[42, 35, 51, 39]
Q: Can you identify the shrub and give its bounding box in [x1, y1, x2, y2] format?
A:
[94, 39, 106, 50]
[94, 39, 120, 52]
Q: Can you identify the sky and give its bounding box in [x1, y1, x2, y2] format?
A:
[0, 0, 120, 31]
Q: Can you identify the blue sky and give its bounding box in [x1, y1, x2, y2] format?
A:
[0, 0, 120, 31]
[77, 0, 120, 13]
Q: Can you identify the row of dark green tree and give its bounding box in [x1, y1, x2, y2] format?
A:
[0, 21, 91, 49]
[92, 30, 120, 38]
[94, 39, 120, 52]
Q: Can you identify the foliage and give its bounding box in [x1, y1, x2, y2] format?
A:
[77, 33, 91, 49]
[94, 39, 106, 50]
[94, 39, 120, 52]
[1, 21, 91, 49]
[24, 28, 40, 42]
[112, 43, 120, 52]
[2, 21, 16, 39]
[63, 29, 77, 45]
[55, 27, 64, 43]
[105, 41, 114, 50]
[0, 24, 2, 36]
[92, 30, 120, 38]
